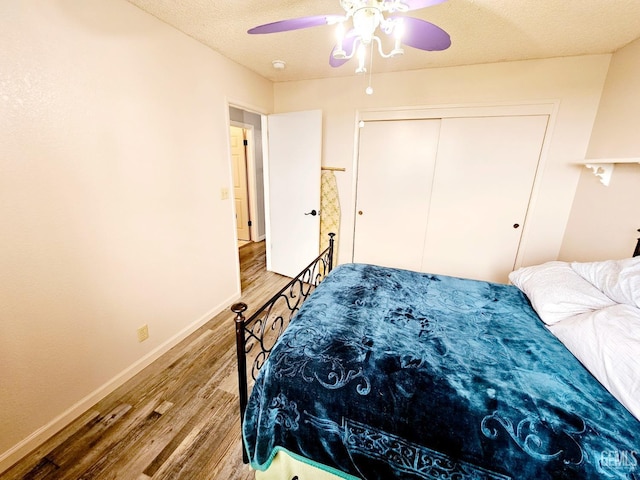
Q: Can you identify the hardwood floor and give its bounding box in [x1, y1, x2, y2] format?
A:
[2, 241, 290, 480]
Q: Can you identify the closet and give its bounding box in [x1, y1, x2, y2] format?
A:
[353, 112, 549, 283]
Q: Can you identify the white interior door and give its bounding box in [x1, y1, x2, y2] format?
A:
[421, 115, 548, 283]
[230, 126, 251, 242]
[265, 110, 322, 278]
[353, 119, 441, 270]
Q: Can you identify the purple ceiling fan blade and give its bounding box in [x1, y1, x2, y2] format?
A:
[329, 30, 358, 67]
[400, 0, 448, 12]
[248, 14, 345, 34]
[391, 16, 451, 51]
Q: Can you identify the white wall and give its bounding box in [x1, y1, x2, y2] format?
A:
[0, 0, 272, 471]
[274, 55, 611, 267]
[560, 37, 640, 261]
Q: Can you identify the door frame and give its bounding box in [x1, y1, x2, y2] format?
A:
[351, 101, 560, 271]
[227, 100, 268, 245]
[226, 100, 268, 297]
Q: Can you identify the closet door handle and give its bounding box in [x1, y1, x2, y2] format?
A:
[358, 210, 363, 216]
[513, 223, 520, 229]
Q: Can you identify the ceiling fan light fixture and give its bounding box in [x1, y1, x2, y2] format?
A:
[390, 46, 404, 57]
[334, 21, 347, 57]
[249, 0, 451, 93]
[352, 7, 381, 44]
[391, 0, 410, 13]
[391, 18, 405, 56]
[333, 48, 347, 59]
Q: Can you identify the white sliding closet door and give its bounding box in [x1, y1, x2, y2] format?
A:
[353, 119, 440, 270]
[421, 115, 548, 283]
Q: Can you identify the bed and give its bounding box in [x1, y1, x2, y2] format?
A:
[231, 235, 640, 480]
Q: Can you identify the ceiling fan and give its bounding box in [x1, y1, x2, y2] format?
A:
[248, 0, 451, 81]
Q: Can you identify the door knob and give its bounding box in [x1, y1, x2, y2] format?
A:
[305, 209, 318, 216]
[513, 223, 520, 229]
[358, 210, 363, 216]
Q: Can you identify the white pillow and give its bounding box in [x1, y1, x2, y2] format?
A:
[571, 257, 640, 309]
[548, 304, 640, 422]
[509, 261, 616, 325]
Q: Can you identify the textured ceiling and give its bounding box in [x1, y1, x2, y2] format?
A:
[125, 0, 640, 82]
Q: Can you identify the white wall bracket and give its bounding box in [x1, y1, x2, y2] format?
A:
[585, 163, 614, 186]
[582, 158, 640, 187]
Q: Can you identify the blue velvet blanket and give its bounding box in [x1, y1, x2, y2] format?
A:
[244, 264, 640, 479]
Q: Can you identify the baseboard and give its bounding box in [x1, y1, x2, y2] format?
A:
[0, 292, 241, 475]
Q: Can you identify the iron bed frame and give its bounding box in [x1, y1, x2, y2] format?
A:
[231, 233, 335, 463]
[231, 230, 640, 465]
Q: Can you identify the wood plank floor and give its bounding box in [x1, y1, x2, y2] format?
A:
[2, 241, 291, 480]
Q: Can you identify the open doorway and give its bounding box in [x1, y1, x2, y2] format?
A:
[228, 107, 323, 290]
[228, 106, 266, 244]
[228, 106, 267, 291]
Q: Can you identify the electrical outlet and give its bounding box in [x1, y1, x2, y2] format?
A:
[137, 324, 149, 342]
[221, 187, 229, 200]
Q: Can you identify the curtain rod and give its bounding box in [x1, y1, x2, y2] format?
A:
[321, 166, 346, 172]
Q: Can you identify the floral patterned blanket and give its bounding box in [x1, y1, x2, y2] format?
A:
[244, 263, 640, 479]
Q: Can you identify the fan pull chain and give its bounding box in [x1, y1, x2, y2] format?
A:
[366, 43, 374, 95]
